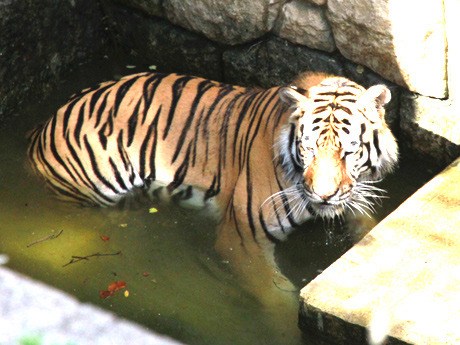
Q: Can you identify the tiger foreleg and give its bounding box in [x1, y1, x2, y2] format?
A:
[214, 215, 302, 341]
[214, 207, 298, 309]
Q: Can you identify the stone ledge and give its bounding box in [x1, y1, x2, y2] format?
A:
[299, 156, 460, 344]
[0, 267, 182, 345]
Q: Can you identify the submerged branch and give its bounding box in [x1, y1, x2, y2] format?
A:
[26, 230, 64, 248]
[63, 251, 122, 267]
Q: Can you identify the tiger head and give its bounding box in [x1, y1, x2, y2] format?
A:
[278, 75, 398, 219]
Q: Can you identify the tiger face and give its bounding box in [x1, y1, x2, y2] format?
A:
[278, 77, 398, 219]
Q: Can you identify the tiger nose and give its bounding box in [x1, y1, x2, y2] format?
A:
[313, 186, 339, 201]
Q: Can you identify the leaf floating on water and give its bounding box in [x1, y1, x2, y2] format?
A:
[99, 290, 112, 299]
[119, 223, 128, 228]
[149, 207, 158, 214]
[126, 65, 136, 69]
[142, 272, 150, 277]
[100, 280, 127, 299]
[100, 235, 110, 242]
[108, 280, 127, 292]
[148, 65, 157, 71]
[124, 290, 130, 298]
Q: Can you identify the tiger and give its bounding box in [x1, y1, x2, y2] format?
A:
[27, 70, 398, 311]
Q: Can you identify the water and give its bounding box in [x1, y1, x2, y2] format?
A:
[0, 56, 434, 345]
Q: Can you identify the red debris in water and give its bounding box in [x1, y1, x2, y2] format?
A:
[99, 290, 113, 299]
[100, 235, 110, 242]
[99, 280, 127, 299]
[142, 272, 150, 277]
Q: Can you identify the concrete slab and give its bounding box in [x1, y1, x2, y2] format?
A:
[299, 157, 460, 345]
[0, 266, 182, 345]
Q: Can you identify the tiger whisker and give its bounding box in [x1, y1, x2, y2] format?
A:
[348, 200, 372, 217]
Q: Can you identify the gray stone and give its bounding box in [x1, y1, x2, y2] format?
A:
[274, 0, 335, 53]
[0, 0, 108, 121]
[326, 0, 447, 98]
[223, 36, 344, 88]
[0, 267, 182, 345]
[105, 4, 222, 80]
[307, 0, 327, 5]
[163, 0, 287, 45]
[111, 0, 164, 17]
[400, 93, 460, 168]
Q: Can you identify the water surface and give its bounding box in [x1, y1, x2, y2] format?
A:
[0, 57, 434, 345]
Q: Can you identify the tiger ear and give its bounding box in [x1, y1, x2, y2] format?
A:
[362, 85, 391, 109]
[279, 86, 309, 122]
[360, 84, 391, 123]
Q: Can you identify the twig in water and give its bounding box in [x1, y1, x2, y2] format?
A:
[62, 251, 122, 267]
[26, 230, 64, 248]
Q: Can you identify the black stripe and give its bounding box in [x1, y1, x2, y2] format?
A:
[48, 116, 78, 185]
[141, 74, 168, 125]
[145, 106, 162, 181]
[373, 129, 381, 157]
[316, 91, 338, 96]
[83, 135, 120, 194]
[287, 124, 302, 170]
[205, 175, 220, 200]
[109, 157, 129, 191]
[37, 138, 79, 194]
[219, 93, 245, 168]
[117, 130, 130, 175]
[163, 75, 194, 140]
[98, 127, 108, 151]
[48, 182, 94, 206]
[273, 165, 299, 228]
[98, 113, 114, 151]
[340, 98, 357, 103]
[232, 91, 259, 166]
[191, 108, 205, 167]
[337, 105, 353, 115]
[258, 212, 282, 244]
[64, 155, 95, 193]
[73, 101, 86, 149]
[228, 198, 244, 243]
[172, 80, 213, 163]
[259, 89, 280, 132]
[127, 98, 142, 147]
[202, 86, 233, 159]
[139, 107, 160, 180]
[312, 106, 329, 114]
[60, 133, 114, 204]
[113, 76, 140, 117]
[359, 123, 366, 142]
[183, 185, 193, 200]
[167, 144, 192, 193]
[62, 98, 79, 137]
[240, 91, 268, 167]
[88, 83, 115, 118]
[94, 92, 110, 128]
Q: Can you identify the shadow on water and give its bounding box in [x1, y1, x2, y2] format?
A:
[0, 56, 435, 345]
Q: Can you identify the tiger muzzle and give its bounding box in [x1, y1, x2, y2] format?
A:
[304, 150, 352, 206]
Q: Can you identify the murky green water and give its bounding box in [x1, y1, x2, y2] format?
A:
[0, 57, 434, 345]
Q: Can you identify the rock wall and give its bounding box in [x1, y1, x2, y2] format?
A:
[0, 0, 108, 122]
[102, 0, 459, 168]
